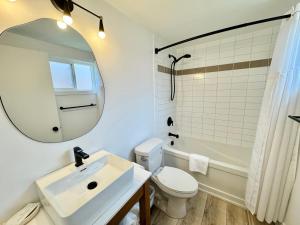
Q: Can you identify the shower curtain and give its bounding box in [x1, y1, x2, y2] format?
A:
[245, 4, 300, 224]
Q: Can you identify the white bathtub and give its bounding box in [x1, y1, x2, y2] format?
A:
[163, 136, 252, 207]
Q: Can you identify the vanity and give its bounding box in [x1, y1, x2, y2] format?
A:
[101, 166, 151, 225]
[36, 151, 151, 225]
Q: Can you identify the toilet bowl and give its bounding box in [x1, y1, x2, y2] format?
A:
[135, 138, 198, 218]
[151, 166, 198, 218]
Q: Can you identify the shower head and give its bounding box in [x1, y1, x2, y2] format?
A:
[169, 53, 191, 64]
[183, 54, 191, 58]
[175, 54, 191, 63]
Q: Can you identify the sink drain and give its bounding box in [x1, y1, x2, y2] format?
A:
[87, 181, 98, 190]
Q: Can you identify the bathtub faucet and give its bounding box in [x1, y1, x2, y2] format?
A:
[168, 132, 179, 139]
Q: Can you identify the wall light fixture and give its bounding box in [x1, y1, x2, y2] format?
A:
[50, 0, 105, 39]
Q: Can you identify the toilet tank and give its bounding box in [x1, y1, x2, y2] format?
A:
[134, 138, 163, 173]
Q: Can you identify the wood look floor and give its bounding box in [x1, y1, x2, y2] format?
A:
[151, 191, 272, 225]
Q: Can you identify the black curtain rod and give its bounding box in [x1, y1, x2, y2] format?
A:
[155, 14, 291, 54]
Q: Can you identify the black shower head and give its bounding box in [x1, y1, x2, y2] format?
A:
[175, 54, 191, 63]
[169, 53, 191, 64]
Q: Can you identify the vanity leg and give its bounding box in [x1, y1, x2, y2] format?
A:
[139, 180, 150, 225]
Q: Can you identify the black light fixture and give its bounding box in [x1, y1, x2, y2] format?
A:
[62, 0, 73, 25]
[51, 0, 105, 39]
[98, 19, 105, 39]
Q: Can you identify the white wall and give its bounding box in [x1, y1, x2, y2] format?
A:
[0, 0, 154, 222]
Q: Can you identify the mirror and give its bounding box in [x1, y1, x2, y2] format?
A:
[0, 18, 104, 142]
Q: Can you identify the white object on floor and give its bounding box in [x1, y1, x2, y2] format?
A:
[4, 203, 40, 225]
[189, 154, 209, 175]
[119, 211, 139, 225]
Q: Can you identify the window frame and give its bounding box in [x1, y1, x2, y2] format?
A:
[49, 58, 97, 94]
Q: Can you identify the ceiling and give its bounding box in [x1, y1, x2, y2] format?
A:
[105, 0, 297, 42]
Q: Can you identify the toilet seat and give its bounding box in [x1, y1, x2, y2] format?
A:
[152, 166, 198, 198]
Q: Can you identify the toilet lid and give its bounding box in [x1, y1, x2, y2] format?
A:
[157, 166, 198, 194]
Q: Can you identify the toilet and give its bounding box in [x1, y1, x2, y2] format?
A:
[135, 138, 198, 218]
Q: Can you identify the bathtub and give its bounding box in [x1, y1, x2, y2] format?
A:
[163, 136, 252, 207]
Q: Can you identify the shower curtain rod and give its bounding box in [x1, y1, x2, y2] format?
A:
[155, 14, 291, 54]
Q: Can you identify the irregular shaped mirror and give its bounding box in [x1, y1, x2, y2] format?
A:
[0, 18, 104, 142]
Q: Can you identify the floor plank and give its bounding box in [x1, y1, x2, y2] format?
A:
[226, 203, 249, 225]
[178, 191, 207, 225]
[201, 195, 227, 225]
[247, 211, 272, 225]
[151, 210, 179, 225]
[150, 192, 274, 225]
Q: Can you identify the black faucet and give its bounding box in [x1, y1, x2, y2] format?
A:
[73, 147, 89, 167]
[168, 132, 179, 139]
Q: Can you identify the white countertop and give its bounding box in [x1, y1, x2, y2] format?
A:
[28, 165, 151, 225]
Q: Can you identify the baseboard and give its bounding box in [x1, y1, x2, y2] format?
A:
[198, 182, 245, 208]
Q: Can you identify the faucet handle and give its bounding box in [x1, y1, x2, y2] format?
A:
[73, 147, 89, 167]
[74, 146, 83, 153]
[167, 117, 174, 126]
[74, 147, 89, 159]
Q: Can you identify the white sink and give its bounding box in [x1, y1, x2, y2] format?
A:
[36, 151, 134, 225]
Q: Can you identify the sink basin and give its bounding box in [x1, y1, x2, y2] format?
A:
[36, 151, 134, 225]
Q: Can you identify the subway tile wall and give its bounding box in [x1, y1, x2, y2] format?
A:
[173, 26, 279, 148]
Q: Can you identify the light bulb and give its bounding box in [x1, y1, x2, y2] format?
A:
[63, 15, 73, 25]
[98, 31, 106, 39]
[57, 21, 67, 30]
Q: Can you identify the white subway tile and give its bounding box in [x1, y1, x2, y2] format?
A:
[156, 26, 277, 147]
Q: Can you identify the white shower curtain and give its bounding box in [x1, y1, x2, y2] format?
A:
[245, 4, 300, 224]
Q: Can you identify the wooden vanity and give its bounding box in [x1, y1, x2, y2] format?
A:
[107, 180, 151, 225]
[94, 165, 152, 225]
